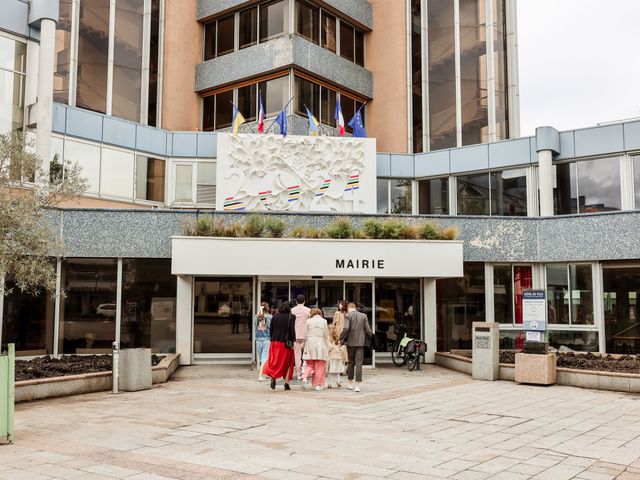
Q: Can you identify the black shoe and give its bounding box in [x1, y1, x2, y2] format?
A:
[270, 378, 276, 390]
[284, 383, 291, 391]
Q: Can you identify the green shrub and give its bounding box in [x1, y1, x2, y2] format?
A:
[194, 216, 213, 236]
[379, 219, 405, 239]
[265, 217, 286, 238]
[363, 219, 383, 239]
[243, 214, 265, 237]
[325, 217, 354, 239]
[399, 224, 420, 239]
[418, 222, 439, 240]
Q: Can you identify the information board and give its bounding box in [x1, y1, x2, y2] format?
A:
[522, 290, 546, 332]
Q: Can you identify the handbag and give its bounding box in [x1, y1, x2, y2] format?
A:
[285, 314, 294, 349]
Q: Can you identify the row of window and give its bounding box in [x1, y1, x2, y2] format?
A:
[203, 0, 365, 66]
[51, 136, 215, 206]
[54, 0, 161, 125]
[0, 34, 26, 134]
[378, 155, 640, 216]
[202, 72, 364, 132]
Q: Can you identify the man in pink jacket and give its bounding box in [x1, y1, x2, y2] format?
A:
[291, 294, 311, 379]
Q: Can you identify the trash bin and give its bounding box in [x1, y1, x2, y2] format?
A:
[0, 344, 15, 444]
[118, 348, 152, 392]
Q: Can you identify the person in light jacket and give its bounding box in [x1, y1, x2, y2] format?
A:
[301, 307, 330, 391]
[340, 302, 372, 392]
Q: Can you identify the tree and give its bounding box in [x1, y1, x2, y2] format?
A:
[0, 132, 87, 297]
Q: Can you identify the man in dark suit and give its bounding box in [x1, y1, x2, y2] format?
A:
[340, 302, 372, 392]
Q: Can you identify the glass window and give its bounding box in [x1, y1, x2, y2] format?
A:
[260, 0, 289, 43]
[317, 280, 343, 322]
[0, 69, 25, 134]
[553, 162, 577, 215]
[577, 157, 621, 213]
[418, 177, 449, 214]
[216, 15, 235, 56]
[204, 22, 216, 60]
[215, 89, 233, 129]
[194, 277, 253, 354]
[428, 0, 456, 150]
[203, 96, 215, 131]
[548, 331, 598, 352]
[321, 12, 336, 52]
[259, 75, 289, 117]
[499, 330, 524, 350]
[491, 168, 527, 216]
[147, 0, 160, 126]
[76, 0, 110, 113]
[390, 179, 413, 214]
[341, 95, 355, 132]
[635, 156, 640, 209]
[174, 164, 193, 202]
[239, 7, 258, 49]
[121, 259, 176, 353]
[376, 279, 421, 352]
[546, 264, 570, 325]
[457, 173, 490, 215]
[339, 22, 354, 62]
[493, 265, 512, 324]
[460, 0, 488, 146]
[492, 0, 509, 139]
[260, 281, 289, 314]
[436, 262, 485, 351]
[54, 0, 72, 104]
[296, 0, 319, 44]
[570, 264, 594, 325]
[295, 76, 319, 118]
[65, 140, 101, 193]
[411, 0, 422, 153]
[135, 156, 165, 202]
[354, 30, 364, 67]
[513, 266, 532, 324]
[112, 0, 144, 122]
[0, 35, 26, 72]
[377, 179, 389, 214]
[238, 84, 257, 121]
[320, 86, 336, 126]
[1, 277, 55, 356]
[196, 162, 216, 205]
[603, 266, 640, 355]
[101, 148, 134, 198]
[59, 259, 118, 354]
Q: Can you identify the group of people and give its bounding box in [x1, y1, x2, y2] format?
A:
[255, 295, 373, 392]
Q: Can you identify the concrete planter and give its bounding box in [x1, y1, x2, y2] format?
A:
[16, 353, 180, 403]
[515, 353, 557, 385]
[435, 352, 640, 393]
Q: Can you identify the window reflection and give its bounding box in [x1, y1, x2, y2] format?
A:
[101, 148, 135, 198]
[0, 36, 26, 133]
[457, 173, 490, 215]
[54, 0, 72, 104]
[295, 77, 320, 118]
[491, 168, 527, 216]
[135, 156, 165, 203]
[377, 179, 389, 214]
[260, 0, 289, 42]
[493, 265, 512, 324]
[296, 0, 319, 44]
[375, 279, 421, 351]
[390, 179, 413, 214]
[321, 12, 336, 52]
[603, 266, 640, 355]
[339, 22, 354, 62]
[555, 159, 621, 214]
[64, 140, 101, 193]
[239, 7, 258, 49]
[418, 177, 449, 214]
[411, 0, 423, 153]
[217, 15, 235, 56]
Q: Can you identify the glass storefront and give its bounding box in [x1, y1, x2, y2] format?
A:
[375, 279, 421, 352]
[603, 266, 640, 355]
[59, 259, 118, 354]
[121, 259, 176, 353]
[193, 277, 253, 354]
[436, 263, 485, 351]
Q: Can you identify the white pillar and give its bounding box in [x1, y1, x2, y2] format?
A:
[538, 150, 554, 217]
[176, 275, 193, 365]
[423, 278, 437, 363]
[535, 126, 560, 217]
[35, 18, 56, 183]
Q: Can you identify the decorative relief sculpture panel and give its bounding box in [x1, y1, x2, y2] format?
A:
[216, 134, 376, 213]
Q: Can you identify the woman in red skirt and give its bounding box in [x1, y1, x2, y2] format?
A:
[262, 301, 296, 390]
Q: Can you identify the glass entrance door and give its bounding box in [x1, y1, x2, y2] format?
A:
[345, 282, 374, 366]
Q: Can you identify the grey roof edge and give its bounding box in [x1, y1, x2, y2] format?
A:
[535, 126, 560, 154]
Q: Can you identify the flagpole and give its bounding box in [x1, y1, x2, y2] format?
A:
[303, 103, 324, 136]
[265, 96, 294, 134]
[228, 99, 258, 134]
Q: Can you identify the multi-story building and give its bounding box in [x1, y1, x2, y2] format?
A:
[2, 1, 640, 366]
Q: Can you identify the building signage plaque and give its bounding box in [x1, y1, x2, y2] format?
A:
[474, 335, 490, 349]
[523, 290, 546, 334]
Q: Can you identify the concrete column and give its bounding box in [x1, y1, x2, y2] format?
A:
[423, 278, 437, 363]
[35, 18, 56, 184]
[176, 275, 193, 365]
[535, 126, 560, 217]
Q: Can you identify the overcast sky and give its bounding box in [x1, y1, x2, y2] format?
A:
[517, 0, 640, 136]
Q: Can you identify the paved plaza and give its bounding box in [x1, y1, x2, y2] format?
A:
[1, 365, 640, 480]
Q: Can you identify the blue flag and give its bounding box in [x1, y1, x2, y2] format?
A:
[275, 110, 287, 137]
[347, 106, 366, 138]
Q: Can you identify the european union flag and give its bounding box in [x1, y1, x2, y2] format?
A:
[347, 106, 366, 138]
[275, 109, 287, 137]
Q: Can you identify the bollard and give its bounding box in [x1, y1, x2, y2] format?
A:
[0, 344, 14, 444]
[112, 341, 119, 394]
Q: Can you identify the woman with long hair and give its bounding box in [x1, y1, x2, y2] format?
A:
[262, 301, 296, 390]
[327, 301, 348, 388]
[302, 307, 330, 391]
[255, 302, 272, 381]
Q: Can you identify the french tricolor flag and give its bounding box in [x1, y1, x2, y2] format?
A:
[257, 92, 265, 133]
[335, 97, 345, 136]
